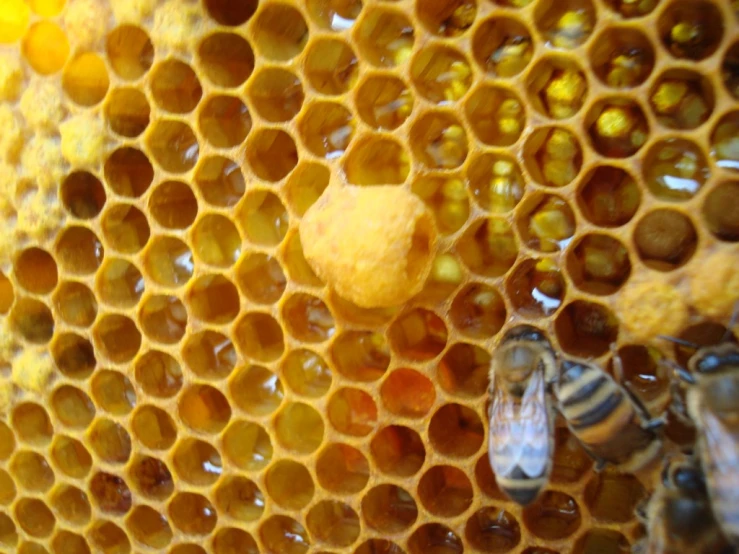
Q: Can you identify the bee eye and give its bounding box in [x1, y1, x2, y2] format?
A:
[672, 467, 703, 493]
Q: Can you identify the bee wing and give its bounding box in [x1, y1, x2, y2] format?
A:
[488, 370, 551, 479]
[701, 407, 739, 519]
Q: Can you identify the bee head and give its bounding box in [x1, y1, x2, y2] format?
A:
[663, 459, 706, 496]
[503, 325, 550, 348]
[688, 343, 739, 376]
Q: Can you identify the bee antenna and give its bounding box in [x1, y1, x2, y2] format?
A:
[657, 335, 700, 350]
[660, 358, 696, 384]
[720, 301, 739, 343]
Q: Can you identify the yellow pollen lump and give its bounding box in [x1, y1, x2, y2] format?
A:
[16, 190, 65, 242]
[300, 185, 437, 308]
[60, 112, 108, 167]
[20, 78, 65, 130]
[64, 0, 110, 49]
[690, 248, 739, 318]
[616, 280, 688, 342]
[21, 135, 65, 191]
[110, 0, 156, 23]
[0, 104, 23, 160]
[596, 106, 634, 138]
[12, 348, 56, 393]
[0, 52, 22, 101]
[153, 0, 203, 50]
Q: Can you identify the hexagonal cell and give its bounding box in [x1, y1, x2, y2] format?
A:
[192, 214, 241, 267]
[472, 15, 532, 78]
[585, 98, 649, 158]
[577, 166, 640, 227]
[331, 332, 387, 382]
[409, 523, 463, 554]
[62, 52, 109, 107]
[388, 308, 448, 361]
[148, 180, 198, 229]
[105, 87, 150, 138]
[281, 293, 334, 343]
[467, 154, 523, 214]
[633, 209, 698, 271]
[305, 500, 360, 548]
[0, 272, 12, 316]
[90, 471, 132, 515]
[187, 274, 239, 324]
[235, 252, 286, 305]
[234, 311, 284, 362]
[523, 491, 581, 540]
[138, 294, 186, 344]
[197, 32, 254, 87]
[181, 330, 236, 380]
[506, 258, 566, 318]
[361, 484, 417, 533]
[573, 529, 630, 554]
[0, 469, 14, 506]
[344, 135, 409, 185]
[95, 259, 143, 310]
[238, 190, 289, 247]
[449, 282, 506, 339]
[15, 498, 54, 539]
[131, 405, 177, 450]
[170, 493, 218, 536]
[135, 350, 182, 399]
[516, 193, 575, 253]
[101, 204, 150, 254]
[381, 368, 435, 417]
[465, 85, 524, 147]
[602, 0, 657, 18]
[416, 0, 475, 36]
[51, 333, 95, 379]
[526, 57, 587, 120]
[14, 247, 57, 294]
[230, 364, 283, 416]
[315, 442, 369, 494]
[179, 384, 231, 434]
[457, 217, 518, 275]
[194, 156, 245, 208]
[554, 300, 619, 358]
[127, 505, 173, 548]
[658, 0, 723, 60]
[354, 7, 414, 67]
[213, 528, 260, 554]
[711, 111, 739, 171]
[96, 313, 142, 362]
[52, 530, 90, 553]
[215, 476, 264, 523]
[22, 21, 69, 75]
[147, 119, 199, 173]
[465, 507, 520, 552]
[282, 349, 331, 398]
[247, 67, 303, 123]
[129, 455, 174, 500]
[723, 41, 739, 99]
[199, 95, 252, 149]
[285, 163, 329, 217]
[12, 403, 52, 446]
[299, 101, 355, 159]
[265, 459, 315, 512]
[584, 470, 646, 523]
[89, 520, 130, 554]
[143, 236, 193, 288]
[274, 401, 324, 454]
[304, 37, 358, 96]
[10, 450, 54, 492]
[51, 385, 94, 429]
[428, 403, 484, 457]
[418, 465, 473, 517]
[54, 281, 97, 327]
[566, 234, 631, 295]
[91, 370, 135, 416]
[607, 344, 669, 411]
[150, 59, 202, 114]
[534, 0, 594, 49]
[370, 425, 425, 477]
[411, 174, 470, 235]
[252, 3, 308, 61]
[356, 540, 405, 554]
[523, 127, 582, 187]
[88, 418, 131, 464]
[172, 438, 222, 486]
[50, 485, 90, 526]
[245, 128, 298, 182]
[55, 226, 104, 275]
[204, 0, 257, 24]
[410, 44, 471, 105]
[50, 435, 91, 478]
[642, 138, 708, 201]
[306, 0, 362, 30]
[589, 27, 654, 89]
[704, 181, 739, 242]
[438, 342, 491, 398]
[354, 74, 412, 130]
[328, 387, 377, 437]
[61, 171, 106, 219]
[552, 426, 593, 483]
[106, 25, 153, 80]
[649, 69, 714, 130]
[260, 515, 310, 554]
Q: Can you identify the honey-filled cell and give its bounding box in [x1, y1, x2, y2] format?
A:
[473, 15, 532, 77]
[362, 484, 418, 533]
[409, 523, 463, 554]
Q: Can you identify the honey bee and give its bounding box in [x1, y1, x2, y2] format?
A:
[488, 325, 557, 505]
[553, 353, 663, 472]
[634, 456, 732, 554]
[670, 337, 739, 548]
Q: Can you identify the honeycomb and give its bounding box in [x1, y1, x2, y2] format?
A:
[0, 0, 736, 553]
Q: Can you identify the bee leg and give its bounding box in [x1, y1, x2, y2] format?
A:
[631, 537, 647, 554]
[634, 498, 649, 524]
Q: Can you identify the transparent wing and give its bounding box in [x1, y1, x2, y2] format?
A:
[701, 407, 739, 515]
[488, 370, 551, 479]
[518, 369, 552, 478]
